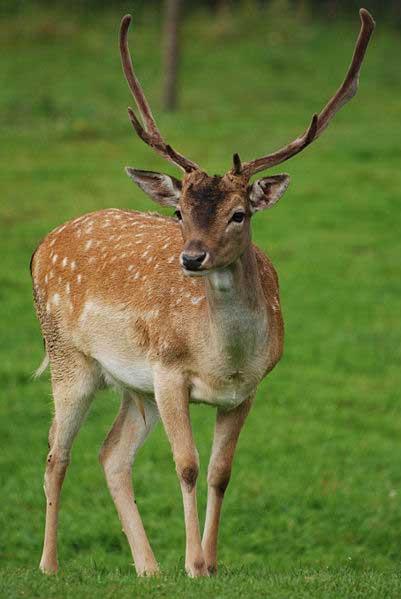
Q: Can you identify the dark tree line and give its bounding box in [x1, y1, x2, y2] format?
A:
[4, 0, 400, 19]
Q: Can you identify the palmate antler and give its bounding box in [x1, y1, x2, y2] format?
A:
[119, 15, 200, 173]
[234, 9, 375, 177]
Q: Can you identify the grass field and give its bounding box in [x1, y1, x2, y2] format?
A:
[1, 3, 401, 597]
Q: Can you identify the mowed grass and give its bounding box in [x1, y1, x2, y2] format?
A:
[1, 3, 401, 597]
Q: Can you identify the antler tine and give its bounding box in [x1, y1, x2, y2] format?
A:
[120, 15, 159, 136]
[239, 9, 375, 178]
[232, 153, 242, 175]
[120, 14, 200, 173]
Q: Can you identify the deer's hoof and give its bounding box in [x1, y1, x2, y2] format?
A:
[186, 558, 209, 577]
[39, 559, 58, 575]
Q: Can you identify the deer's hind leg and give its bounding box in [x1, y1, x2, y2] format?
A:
[99, 391, 159, 576]
[40, 349, 100, 574]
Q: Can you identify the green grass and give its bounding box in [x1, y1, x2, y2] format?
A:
[1, 3, 401, 597]
[4, 566, 401, 599]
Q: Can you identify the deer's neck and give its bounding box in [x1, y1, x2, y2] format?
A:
[202, 246, 267, 367]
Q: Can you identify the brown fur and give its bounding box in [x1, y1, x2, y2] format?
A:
[31, 179, 284, 578]
[31, 202, 283, 377]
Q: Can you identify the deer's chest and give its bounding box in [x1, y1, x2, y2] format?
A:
[189, 305, 269, 408]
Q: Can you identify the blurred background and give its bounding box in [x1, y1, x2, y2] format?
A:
[1, 0, 401, 596]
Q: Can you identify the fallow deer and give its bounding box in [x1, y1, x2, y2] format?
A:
[31, 9, 375, 577]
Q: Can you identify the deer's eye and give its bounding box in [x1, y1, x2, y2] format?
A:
[175, 209, 182, 221]
[230, 211, 245, 224]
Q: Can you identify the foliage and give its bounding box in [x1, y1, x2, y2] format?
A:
[1, 4, 400, 597]
[1, 0, 401, 21]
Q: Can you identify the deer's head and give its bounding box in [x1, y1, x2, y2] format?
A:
[121, 10, 374, 275]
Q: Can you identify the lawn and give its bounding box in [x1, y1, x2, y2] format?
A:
[1, 2, 401, 597]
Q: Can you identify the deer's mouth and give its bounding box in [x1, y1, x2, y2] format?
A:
[181, 267, 209, 277]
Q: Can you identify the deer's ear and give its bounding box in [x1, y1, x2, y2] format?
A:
[125, 168, 182, 207]
[248, 174, 290, 213]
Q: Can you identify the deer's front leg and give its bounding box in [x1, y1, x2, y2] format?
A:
[202, 397, 253, 574]
[153, 367, 207, 577]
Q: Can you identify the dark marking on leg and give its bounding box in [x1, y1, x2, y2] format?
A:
[181, 465, 198, 490]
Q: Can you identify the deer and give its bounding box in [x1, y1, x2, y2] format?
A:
[31, 9, 374, 577]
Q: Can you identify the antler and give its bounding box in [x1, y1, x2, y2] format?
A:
[119, 14, 200, 173]
[236, 8, 375, 178]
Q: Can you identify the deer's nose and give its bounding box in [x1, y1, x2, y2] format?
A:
[180, 251, 207, 271]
